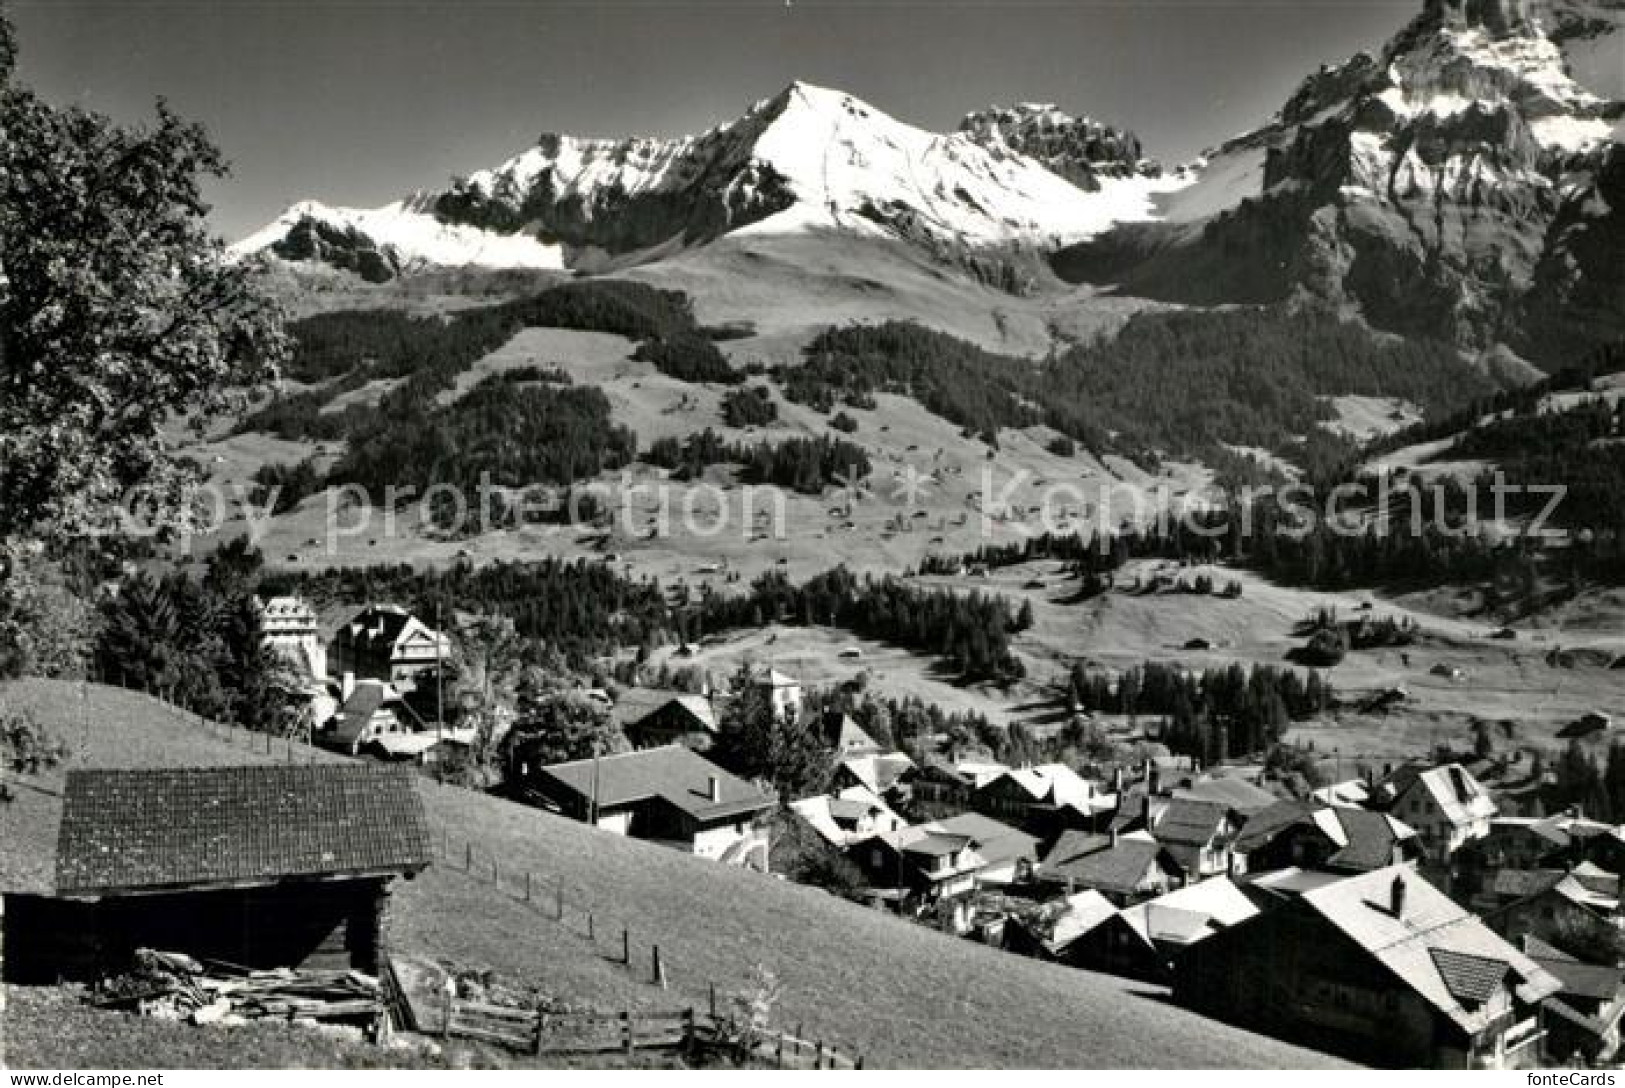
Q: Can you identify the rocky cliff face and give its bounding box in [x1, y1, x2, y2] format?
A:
[1054, 0, 1625, 368]
[956, 104, 1156, 190]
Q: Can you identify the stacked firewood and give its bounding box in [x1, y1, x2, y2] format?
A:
[95, 948, 384, 1027]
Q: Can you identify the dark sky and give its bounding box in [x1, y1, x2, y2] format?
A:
[13, 1, 1414, 241]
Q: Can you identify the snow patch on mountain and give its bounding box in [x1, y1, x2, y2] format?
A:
[735, 84, 1189, 245]
[230, 198, 566, 272]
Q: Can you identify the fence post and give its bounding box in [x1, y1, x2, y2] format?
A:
[816, 1040, 824, 1070]
[622, 1008, 633, 1055]
[587, 911, 595, 941]
[708, 981, 716, 1020]
[855, 1053, 864, 1070]
[525, 871, 532, 902]
[464, 843, 472, 870]
[621, 927, 630, 966]
[682, 1007, 695, 1057]
[534, 1011, 547, 1056]
[652, 944, 667, 989]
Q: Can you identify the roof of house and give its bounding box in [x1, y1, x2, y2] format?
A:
[929, 812, 1038, 872]
[790, 784, 900, 847]
[1154, 798, 1234, 849]
[1429, 948, 1512, 1006]
[1122, 876, 1259, 948]
[537, 745, 774, 822]
[752, 667, 800, 689]
[1039, 830, 1111, 873]
[1326, 808, 1418, 871]
[1246, 866, 1345, 897]
[900, 832, 975, 859]
[1491, 867, 1574, 901]
[985, 764, 1100, 809]
[371, 733, 444, 759]
[610, 689, 718, 734]
[1043, 838, 1170, 897]
[1109, 786, 1168, 835]
[55, 764, 432, 896]
[328, 679, 407, 748]
[820, 711, 880, 754]
[1235, 800, 1319, 853]
[1311, 779, 1371, 807]
[1399, 764, 1498, 826]
[1300, 865, 1561, 1035]
[1042, 889, 1119, 951]
[1173, 776, 1278, 814]
[837, 752, 915, 794]
[1533, 955, 1624, 1003]
[256, 595, 316, 624]
[338, 604, 447, 657]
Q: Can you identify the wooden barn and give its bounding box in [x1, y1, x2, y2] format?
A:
[4, 764, 432, 983]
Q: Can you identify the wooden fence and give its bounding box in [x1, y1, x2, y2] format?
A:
[441, 995, 859, 1068]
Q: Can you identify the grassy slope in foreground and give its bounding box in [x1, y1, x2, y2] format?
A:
[0, 679, 1348, 1069]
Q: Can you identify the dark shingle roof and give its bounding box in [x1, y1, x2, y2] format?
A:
[1235, 800, 1317, 853]
[1154, 798, 1232, 848]
[1429, 948, 1511, 1005]
[1039, 830, 1111, 872]
[538, 745, 774, 822]
[1046, 839, 1167, 896]
[1535, 957, 1624, 1003]
[1327, 808, 1411, 871]
[1490, 868, 1568, 900]
[56, 764, 432, 895]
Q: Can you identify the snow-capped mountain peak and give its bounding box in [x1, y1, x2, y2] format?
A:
[236, 80, 1186, 281]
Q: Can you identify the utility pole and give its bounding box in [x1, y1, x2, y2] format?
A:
[435, 600, 445, 743]
[589, 737, 602, 826]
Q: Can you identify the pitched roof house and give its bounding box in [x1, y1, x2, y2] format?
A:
[817, 711, 883, 756]
[1378, 763, 1497, 863]
[1525, 936, 1625, 1064]
[331, 604, 451, 684]
[1174, 865, 1560, 1068]
[903, 756, 1008, 817]
[1152, 798, 1243, 880]
[1236, 800, 1422, 875]
[1035, 833, 1179, 905]
[1072, 876, 1263, 984]
[973, 764, 1115, 834]
[1484, 873, 1624, 965]
[530, 745, 775, 865]
[790, 784, 906, 848]
[9, 765, 431, 982]
[855, 826, 986, 908]
[1002, 889, 1119, 961]
[612, 689, 719, 750]
[929, 812, 1039, 885]
[832, 751, 915, 797]
[321, 679, 413, 756]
